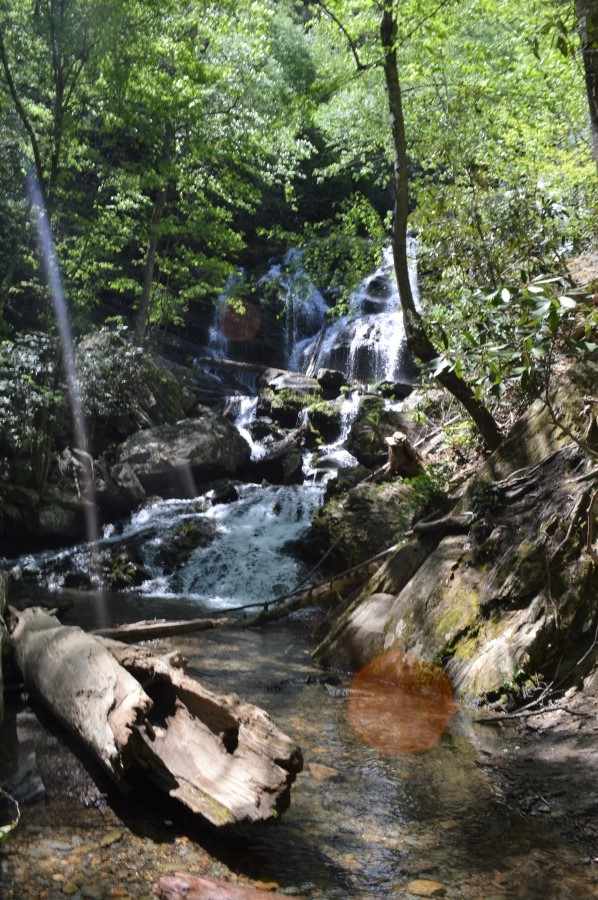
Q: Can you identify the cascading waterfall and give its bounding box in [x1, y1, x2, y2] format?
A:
[293, 243, 418, 384]
[258, 249, 329, 366]
[3, 247, 416, 613]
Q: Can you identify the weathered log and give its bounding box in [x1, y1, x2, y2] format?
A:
[92, 616, 232, 642]
[152, 872, 291, 899]
[10, 608, 302, 825]
[10, 607, 151, 789]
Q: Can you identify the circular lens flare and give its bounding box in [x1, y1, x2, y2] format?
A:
[348, 650, 456, 755]
[221, 302, 261, 342]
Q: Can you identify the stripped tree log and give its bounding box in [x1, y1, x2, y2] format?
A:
[92, 616, 232, 642]
[9, 608, 302, 825]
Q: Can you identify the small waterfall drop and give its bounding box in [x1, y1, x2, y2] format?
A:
[296, 244, 417, 384]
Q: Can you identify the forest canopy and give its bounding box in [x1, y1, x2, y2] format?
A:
[0, 0, 596, 422]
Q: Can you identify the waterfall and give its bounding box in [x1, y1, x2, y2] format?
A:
[2, 246, 417, 613]
[258, 249, 329, 367]
[295, 244, 417, 384]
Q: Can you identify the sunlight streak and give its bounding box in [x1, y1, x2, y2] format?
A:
[27, 175, 106, 625]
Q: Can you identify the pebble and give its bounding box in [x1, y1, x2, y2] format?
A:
[407, 879, 446, 897]
[99, 829, 125, 848]
[308, 762, 340, 781]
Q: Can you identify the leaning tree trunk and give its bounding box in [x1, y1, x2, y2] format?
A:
[380, 6, 502, 452]
[577, 0, 598, 172]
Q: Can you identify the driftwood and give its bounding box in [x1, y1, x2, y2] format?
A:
[92, 616, 232, 642]
[153, 872, 291, 899]
[10, 608, 302, 826]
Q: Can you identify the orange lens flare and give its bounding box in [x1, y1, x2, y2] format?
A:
[348, 650, 456, 755]
[221, 302, 261, 342]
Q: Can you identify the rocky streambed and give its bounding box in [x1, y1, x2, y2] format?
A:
[1, 614, 598, 899]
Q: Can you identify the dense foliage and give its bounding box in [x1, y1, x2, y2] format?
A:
[0, 0, 596, 460]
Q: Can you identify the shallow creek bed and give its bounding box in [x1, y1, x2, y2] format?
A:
[1, 615, 598, 899]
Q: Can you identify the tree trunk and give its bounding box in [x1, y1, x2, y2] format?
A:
[380, 6, 502, 452]
[10, 608, 303, 825]
[134, 185, 167, 345]
[577, 0, 598, 171]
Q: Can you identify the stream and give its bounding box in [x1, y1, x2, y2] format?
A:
[1, 252, 597, 897]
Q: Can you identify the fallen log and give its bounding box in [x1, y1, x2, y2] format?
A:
[10, 608, 302, 825]
[92, 616, 233, 642]
[153, 872, 291, 899]
[196, 357, 269, 375]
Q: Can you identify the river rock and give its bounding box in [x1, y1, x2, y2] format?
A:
[257, 368, 322, 427]
[344, 394, 410, 468]
[407, 880, 446, 897]
[113, 409, 251, 499]
[316, 358, 598, 702]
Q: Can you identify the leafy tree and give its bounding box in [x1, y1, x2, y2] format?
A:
[304, 0, 594, 448]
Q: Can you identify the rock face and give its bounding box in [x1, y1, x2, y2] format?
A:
[77, 331, 196, 456]
[113, 409, 251, 500]
[344, 394, 409, 468]
[257, 369, 323, 427]
[316, 358, 598, 702]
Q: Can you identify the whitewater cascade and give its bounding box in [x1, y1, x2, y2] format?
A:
[4, 248, 415, 614]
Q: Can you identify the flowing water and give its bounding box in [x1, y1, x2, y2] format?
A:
[1, 250, 597, 897]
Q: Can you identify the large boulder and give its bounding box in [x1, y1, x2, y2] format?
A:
[113, 408, 251, 500]
[344, 394, 410, 468]
[76, 331, 196, 456]
[316, 358, 598, 703]
[305, 479, 413, 568]
[0, 483, 88, 549]
[257, 368, 323, 428]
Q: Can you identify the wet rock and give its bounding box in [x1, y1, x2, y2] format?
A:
[407, 880, 446, 897]
[113, 409, 251, 500]
[257, 368, 322, 427]
[155, 519, 218, 574]
[375, 379, 413, 400]
[344, 394, 410, 468]
[316, 367, 348, 399]
[305, 398, 343, 443]
[245, 445, 304, 485]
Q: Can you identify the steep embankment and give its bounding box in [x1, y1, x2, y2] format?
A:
[315, 357, 598, 705]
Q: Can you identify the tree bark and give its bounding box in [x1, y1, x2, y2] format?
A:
[577, 0, 598, 171]
[380, 5, 502, 452]
[134, 184, 168, 345]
